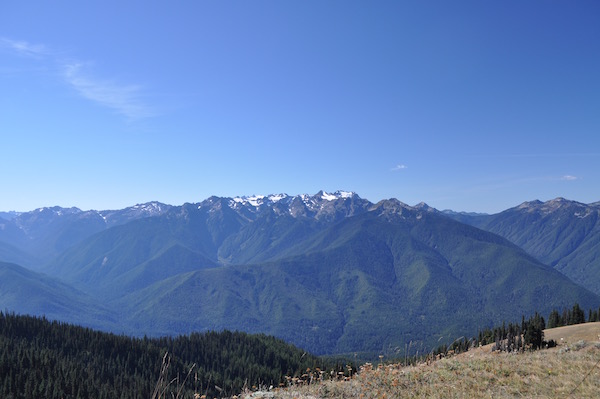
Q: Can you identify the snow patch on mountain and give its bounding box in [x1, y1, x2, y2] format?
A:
[130, 202, 166, 214]
[269, 194, 287, 202]
[574, 210, 594, 219]
[232, 195, 265, 207]
[316, 190, 355, 201]
[218, 191, 366, 220]
[227, 194, 292, 213]
[321, 192, 337, 201]
[98, 202, 171, 226]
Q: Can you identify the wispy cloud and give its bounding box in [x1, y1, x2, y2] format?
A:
[2, 37, 154, 121]
[391, 164, 408, 171]
[63, 63, 154, 120]
[560, 175, 579, 181]
[1, 37, 50, 58]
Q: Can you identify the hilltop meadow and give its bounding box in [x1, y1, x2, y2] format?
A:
[243, 322, 600, 399]
[2, 299, 600, 398]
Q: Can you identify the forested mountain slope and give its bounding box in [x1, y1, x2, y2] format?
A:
[446, 198, 600, 295]
[0, 312, 323, 399]
[90, 199, 600, 354]
[1, 193, 599, 355]
[0, 261, 116, 331]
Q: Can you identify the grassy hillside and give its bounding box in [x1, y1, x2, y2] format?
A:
[258, 323, 600, 399]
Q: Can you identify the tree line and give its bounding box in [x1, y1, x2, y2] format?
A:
[435, 303, 600, 358]
[0, 311, 328, 399]
[546, 303, 600, 328]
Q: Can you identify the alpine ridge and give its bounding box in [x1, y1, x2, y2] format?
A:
[0, 192, 599, 355]
[445, 198, 600, 296]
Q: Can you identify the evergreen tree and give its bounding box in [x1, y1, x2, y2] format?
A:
[0, 311, 327, 399]
[571, 303, 585, 325]
[547, 309, 560, 329]
[561, 308, 569, 326]
[523, 312, 545, 350]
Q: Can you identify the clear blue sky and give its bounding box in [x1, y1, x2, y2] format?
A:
[1, 1, 599, 213]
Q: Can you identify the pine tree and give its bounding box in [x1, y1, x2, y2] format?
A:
[547, 309, 560, 329]
[523, 312, 545, 350]
[572, 303, 585, 325]
[562, 308, 569, 326]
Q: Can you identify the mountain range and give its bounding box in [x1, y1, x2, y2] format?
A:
[443, 198, 600, 295]
[1, 191, 599, 355]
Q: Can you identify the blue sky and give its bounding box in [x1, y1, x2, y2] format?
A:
[1, 1, 599, 213]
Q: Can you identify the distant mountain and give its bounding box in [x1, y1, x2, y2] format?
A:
[440, 209, 489, 225]
[0, 211, 20, 220]
[44, 191, 371, 296]
[0, 239, 38, 267]
[3, 192, 600, 355]
[446, 198, 600, 295]
[42, 195, 599, 355]
[217, 191, 372, 264]
[0, 202, 171, 269]
[0, 261, 117, 331]
[45, 207, 224, 298]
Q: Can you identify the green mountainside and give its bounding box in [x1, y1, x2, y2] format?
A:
[446, 198, 600, 295]
[0, 203, 172, 271]
[0, 193, 599, 356]
[45, 211, 224, 298]
[0, 240, 39, 269]
[40, 198, 599, 355]
[0, 261, 116, 331]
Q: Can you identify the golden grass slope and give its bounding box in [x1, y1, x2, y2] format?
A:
[545, 321, 600, 344]
[243, 323, 600, 399]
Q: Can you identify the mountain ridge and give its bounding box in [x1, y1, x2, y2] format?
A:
[444, 197, 600, 295]
[36, 194, 599, 354]
[0, 261, 117, 331]
[1, 192, 599, 355]
[4, 193, 600, 219]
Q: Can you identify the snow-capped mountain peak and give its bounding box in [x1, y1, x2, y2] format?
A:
[131, 202, 166, 213]
[203, 191, 367, 221]
[320, 192, 338, 201]
[97, 202, 172, 225]
[319, 190, 355, 201]
[230, 194, 290, 208]
[228, 191, 356, 210]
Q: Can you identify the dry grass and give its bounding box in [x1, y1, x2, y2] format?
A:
[241, 324, 600, 399]
[545, 321, 600, 344]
